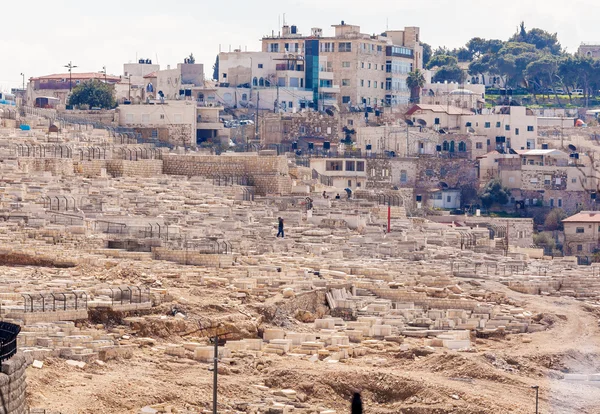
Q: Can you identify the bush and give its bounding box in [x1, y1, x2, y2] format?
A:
[533, 232, 556, 251]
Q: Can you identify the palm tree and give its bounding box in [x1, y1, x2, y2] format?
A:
[407, 69, 426, 104]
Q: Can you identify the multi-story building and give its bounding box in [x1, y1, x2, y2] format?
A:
[217, 21, 423, 112]
[461, 106, 538, 151]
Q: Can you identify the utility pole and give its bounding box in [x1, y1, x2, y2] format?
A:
[213, 334, 218, 414]
[20, 73, 24, 90]
[531, 385, 539, 414]
[255, 91, 260, 141]
[64, 61, 78, 91]
[128, 75, 132, 101]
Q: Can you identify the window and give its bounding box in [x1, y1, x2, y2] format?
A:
[269, 43, 279, 52]
[338, 42, 352, 52]
[476, 142, 483, 149]
[356, 161, 365, 172]
[348, 120, 354, 126]
[348, 180, 352, 187]
[550, 199, 554, 207]
[466, 122, 472, 127]
[527, 126, 534, 132]
[342, 79, 350, 86]
[374, 82, 377, 89]
[484, 122, 491, 128]
[342, 61, 351, 68]
[576, 227, 585, 234]
[447, 196, 452, 203]
[368, 63, 371, 69]
[342, 96, 351, 104]
[505, 124, 510, 131]
[222, 73, 227, 79]
[416, 195, 422, 202]
[558, 199, 562, 207]
[400, 170, 407, 183]
[368, 80, 371, 88]
[361, 80, 364, 87]
[258, 63, 263, 69]
[326, 161, 343, 171]
[425, 169, 434, 177]
[374, 64, 378, 70]
[496, 122, 501, 128]
[160, 114, 165, 120]
[515, 128, 519, 135]
[320, 42, 334, 52]
[544, 175, 551, 185]
[572, 178, 577, 184]
[345, 161, 356, 171]
[458, 141, 467, 152]
[555, 177, 561, 185]
[434, 118, 440, 125]
[577, 244, 583, 252]
[327, 127, 332, 135]
[242, 94, 248, 101]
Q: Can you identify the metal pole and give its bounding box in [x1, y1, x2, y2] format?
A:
[532, 385, 539, 414]
[387, 200, 391, 233]
[213, 334, 218, 414]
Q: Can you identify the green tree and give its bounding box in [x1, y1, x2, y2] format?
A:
[525, 54, 560, 105]
[67, 79, 116, 109]
[544, 208, 567, 231]
[427, 54, 458, 69]
[406, 69, 426, 103]
[533, 232, 556, 251]
[212, 55, 219, 81]
[479, 179, 511, 209]
[432, 64, 466, 83]
[510, 23, 562, 55]
[421, 42, 432, 67]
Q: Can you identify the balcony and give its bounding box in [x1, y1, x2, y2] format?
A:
[319, 85, 340, 94]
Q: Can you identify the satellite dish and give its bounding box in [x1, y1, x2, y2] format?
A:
[439, 181, 449, 189]
[325, 108, 334, 116]
[467, 127, 475, 133]
[416, 119, 427, 126]
[568, 144, 577, 152]
[439, 129, 447, 134]
[405, 119, 414, 126]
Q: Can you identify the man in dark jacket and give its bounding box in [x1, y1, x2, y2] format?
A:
[277, 217, 284, 238]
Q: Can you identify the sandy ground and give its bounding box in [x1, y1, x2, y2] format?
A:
[24, 278, 600, 414]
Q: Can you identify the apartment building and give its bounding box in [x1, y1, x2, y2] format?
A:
[260, 22, 422, 109]
[461, 106, 538, 151]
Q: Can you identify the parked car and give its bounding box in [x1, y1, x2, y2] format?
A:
[572, 89, 584, 95]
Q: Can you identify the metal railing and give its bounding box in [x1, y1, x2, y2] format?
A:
[21, 291, 88, 313]
[0, 322, 21, 363]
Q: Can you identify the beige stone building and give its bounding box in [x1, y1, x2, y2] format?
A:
[577, 43, 600, 59]
[563, 212, 600, 259]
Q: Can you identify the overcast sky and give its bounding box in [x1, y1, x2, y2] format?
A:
[1, 0, 598, 92]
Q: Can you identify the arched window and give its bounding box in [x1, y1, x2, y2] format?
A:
[259, 77, 264, 86]
[458, 141, 467, 152]
[253, 77, 258, 86]
[442, 141, 449, 151]
[449, 141, 455, 152]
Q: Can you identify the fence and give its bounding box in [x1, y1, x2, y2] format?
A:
[21, 291, 88, 313]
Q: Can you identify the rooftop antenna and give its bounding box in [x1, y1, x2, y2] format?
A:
[283, 13, 286, 26]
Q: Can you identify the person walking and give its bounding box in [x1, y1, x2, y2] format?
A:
[277, 217, 284, 238]
[351, 392, 363, 414]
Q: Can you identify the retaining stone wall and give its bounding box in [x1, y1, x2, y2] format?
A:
[105, 160, 163, 178]
[152, 248, 233, 268]
[0, 352, 30, 414]
[162, 154, 291, 195]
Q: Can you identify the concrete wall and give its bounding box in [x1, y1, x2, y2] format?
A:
[19, 158, 74, 176]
